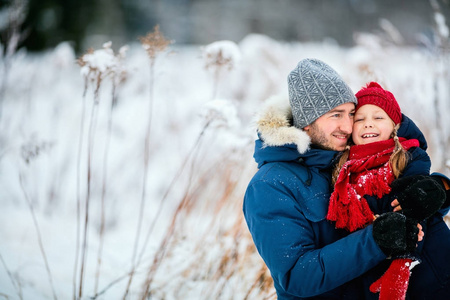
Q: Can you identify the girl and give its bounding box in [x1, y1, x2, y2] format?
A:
[326, 82, 446, 300]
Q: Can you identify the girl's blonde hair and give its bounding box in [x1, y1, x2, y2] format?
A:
[332, 125, 409, 185]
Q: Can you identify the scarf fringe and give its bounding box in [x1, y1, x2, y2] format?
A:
[355, 164, 394, 199]
[327, 184, 374, 232]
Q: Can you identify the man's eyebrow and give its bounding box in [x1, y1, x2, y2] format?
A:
[326, 108, 355, 115]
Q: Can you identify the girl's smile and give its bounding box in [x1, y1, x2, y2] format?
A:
[352, 104, 395, 145]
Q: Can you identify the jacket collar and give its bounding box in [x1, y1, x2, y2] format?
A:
[397, 114, 428, 151]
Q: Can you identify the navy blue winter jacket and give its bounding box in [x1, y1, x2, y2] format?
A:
[243, 97, 450, 299]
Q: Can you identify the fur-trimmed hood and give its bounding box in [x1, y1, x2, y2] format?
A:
[255, 95, 310, 154]
[253, 95, 338, 170]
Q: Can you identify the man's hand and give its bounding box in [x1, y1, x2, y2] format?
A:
[417, 223, 424, 242]
[372, 212, 420, 257]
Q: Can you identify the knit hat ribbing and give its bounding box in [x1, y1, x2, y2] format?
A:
[287, 58, 357, 129]
[355, 82, 402, 124]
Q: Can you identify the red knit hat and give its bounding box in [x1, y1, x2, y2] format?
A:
[355, 82, 402, 124]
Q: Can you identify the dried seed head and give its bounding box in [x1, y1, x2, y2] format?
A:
[139, 25, 172, 59]
[21, 137, 53, 164]
[202, 40, 241, 71]
[77, 42, 128, 90]
[205, 50, 232, 70]
[77, 48, 94, 67]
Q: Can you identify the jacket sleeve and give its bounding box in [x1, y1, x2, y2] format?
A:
[431, 172, 450, 216]
[401, 147, 431, 177]
[243, 177, 386, 298]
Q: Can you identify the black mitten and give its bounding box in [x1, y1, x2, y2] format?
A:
[391, 176, 446, 222]
[373, 212, 419, 257]
[390, 175, 427, 194]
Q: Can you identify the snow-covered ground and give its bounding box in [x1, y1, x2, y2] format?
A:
[0, 32, 449, 299]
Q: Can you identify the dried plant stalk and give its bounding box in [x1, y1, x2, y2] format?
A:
[123, 25, 171, 299]
[139, 121, 212, 299]
[0, 252, 23, 299]
[19, 172, 58, 300]
[78, 82, 102, 298]
[95, 46, 127, 296]
[76, 50, 103, 298]
[0, 0, 28, 120]
[93, 82, 117, 296]
[72, 75, 88, 300]
[76, 42, 126, 298]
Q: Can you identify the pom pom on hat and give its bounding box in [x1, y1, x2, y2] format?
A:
[355, 82, 402, 124]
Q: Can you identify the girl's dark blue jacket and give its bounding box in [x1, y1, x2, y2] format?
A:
[243, 97, 450, 299]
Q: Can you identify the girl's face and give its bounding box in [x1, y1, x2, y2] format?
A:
[352, 104, 395, 145]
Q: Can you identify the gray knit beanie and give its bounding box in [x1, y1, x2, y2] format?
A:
[288, 58, 357, 129]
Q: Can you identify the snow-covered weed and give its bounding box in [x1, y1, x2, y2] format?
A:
[202, 40, 241, 99]
[77, 41, 129, 299]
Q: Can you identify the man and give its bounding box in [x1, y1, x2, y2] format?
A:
[243, 58, 450, 299]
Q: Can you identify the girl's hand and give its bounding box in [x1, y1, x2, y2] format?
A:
[391, 199, 402, 212]
[390, 200, 423, 242]
[417, 223, 424, 242]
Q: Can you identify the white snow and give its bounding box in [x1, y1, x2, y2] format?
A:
[0, 34, 449, 299]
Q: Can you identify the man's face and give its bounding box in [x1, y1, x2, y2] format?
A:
[303, 102, 355, 151]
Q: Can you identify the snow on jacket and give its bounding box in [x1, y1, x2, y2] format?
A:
[243, 96, 450, 299]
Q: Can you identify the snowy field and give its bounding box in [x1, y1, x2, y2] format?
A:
[0, 31, 449, 300]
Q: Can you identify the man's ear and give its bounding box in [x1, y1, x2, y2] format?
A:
[303, 125, 310, 131]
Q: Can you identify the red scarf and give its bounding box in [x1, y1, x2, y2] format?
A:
[327, 138, 419, 232]
[327, 138, 421, 300]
